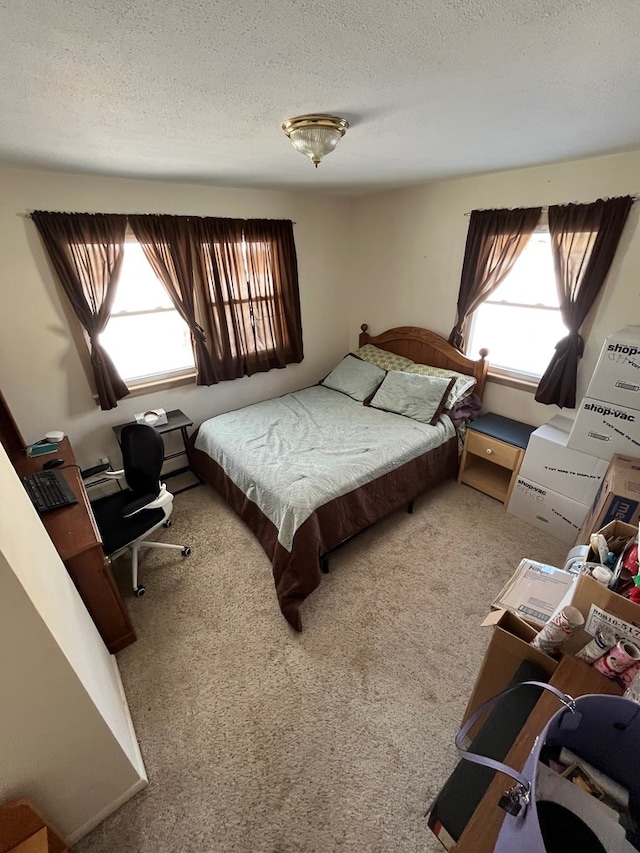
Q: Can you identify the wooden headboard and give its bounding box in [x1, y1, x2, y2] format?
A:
[359, 324, 489, 400]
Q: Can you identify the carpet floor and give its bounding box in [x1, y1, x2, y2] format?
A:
[76, 479, 568, 853]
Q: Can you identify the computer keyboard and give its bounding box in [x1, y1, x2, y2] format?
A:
[22, 469, 78, 513]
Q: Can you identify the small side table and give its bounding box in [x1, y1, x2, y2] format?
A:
[458, 412, 536, 504]
[112, 408, 202, 494]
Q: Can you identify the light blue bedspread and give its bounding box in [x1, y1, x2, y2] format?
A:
[194, 385, 454, 551]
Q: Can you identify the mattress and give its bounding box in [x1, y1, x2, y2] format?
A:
[191, 385, 458, 629]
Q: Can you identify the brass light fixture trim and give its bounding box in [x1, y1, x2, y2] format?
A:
[282, 114, 349, 168]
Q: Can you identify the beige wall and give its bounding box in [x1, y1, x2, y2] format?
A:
[0, 166, 352, 467]
[350, 150, 640, 426]
[0, 149, 638, 840]
[0, 442, 147, 843]
[1, 152, 639, 461]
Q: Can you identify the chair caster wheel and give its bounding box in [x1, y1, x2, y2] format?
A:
[134, 585, 146, 597]
[164, 520, 172, 528]
[182, 547, 191, 557]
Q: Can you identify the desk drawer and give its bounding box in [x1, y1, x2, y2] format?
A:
[466, 430, 520, 470]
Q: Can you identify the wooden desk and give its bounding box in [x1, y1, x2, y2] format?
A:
[14, 439, 136, 654]
[452, 656, 623, 852]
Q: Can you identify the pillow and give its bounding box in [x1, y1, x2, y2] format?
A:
[353, 343, 413, 372]
[367, 370, 455, 425]
[321, 354, 386, 402]
[407, 363, 476, 409]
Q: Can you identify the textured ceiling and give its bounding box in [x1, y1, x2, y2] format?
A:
[1, 0, 640, 193]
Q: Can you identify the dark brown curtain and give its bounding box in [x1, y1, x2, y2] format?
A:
[535, 196, 634, 408]
[448, 207, 542, 351]
[128, 215, 218, 385]
[31, 211, 129, 410]
[191, 218, 303, 380]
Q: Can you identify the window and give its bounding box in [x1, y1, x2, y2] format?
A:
[201, 239, 282, 360]
[98, 240, 196, 386]
[466, 222, 568, 381]
[32, 211, 302, 408]
[99, 230, 300, 388]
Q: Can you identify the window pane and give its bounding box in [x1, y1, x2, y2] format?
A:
[202, 240, 276, 357]
[489, 232, 557, 307]
[100, 313, 195, 382]
[111, 242, 174, 312]
[469, 303, 567, 377]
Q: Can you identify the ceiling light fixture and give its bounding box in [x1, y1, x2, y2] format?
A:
[281, 114, 349, 168]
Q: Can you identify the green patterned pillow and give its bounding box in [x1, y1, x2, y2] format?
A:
[408, 363, 476, 409]
[354, 344, 413, 372]
[321, 355, 386, 402]
[367, 371, 455, 425]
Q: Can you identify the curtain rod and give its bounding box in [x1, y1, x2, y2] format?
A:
[463, 195, 639, 217]
[463, 204, 551, 218]
[21, 212, 297, 224]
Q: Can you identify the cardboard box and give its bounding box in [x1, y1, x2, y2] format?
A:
[507, 475, 590, 543]
[549, 573, 640, 655]
[586, 326, 640, 411]
[460, 610, 557, 738]
[518, 414, 608, 504]
[567, 397, 640, 460]
[492, 559, 577, 627]
[583, 519, 639, 558]
[575, 453, 640, 543]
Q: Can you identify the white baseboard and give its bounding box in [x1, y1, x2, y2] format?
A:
[67, 657, 149, 845]
[109, 656, 148, 780]
[67, 777, 148, 845]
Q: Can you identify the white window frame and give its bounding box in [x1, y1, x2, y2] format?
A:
[97, 234, 196, 390]
[70, 228, 296, 401]
[465, 216, 567, 387]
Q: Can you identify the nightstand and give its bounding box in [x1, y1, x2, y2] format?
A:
[458, 413, 536, 504]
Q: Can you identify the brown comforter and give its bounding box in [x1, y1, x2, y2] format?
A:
[189, 433, 458, 630]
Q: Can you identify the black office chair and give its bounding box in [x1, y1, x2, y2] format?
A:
[88, 423, 190, 596]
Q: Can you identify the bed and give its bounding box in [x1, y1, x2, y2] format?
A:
[189, 324, 488, 631]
